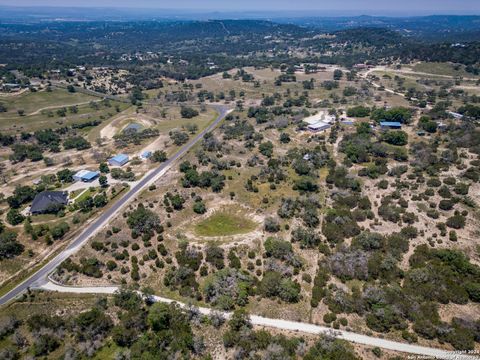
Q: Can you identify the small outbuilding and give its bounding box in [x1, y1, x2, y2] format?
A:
[380, 121, 402, 129]
[341, 119, 355, 126]
[73, 170, 100, 182]
[141, 151, 152, 159]
[437, 122, 448, 131]
[30, 191, 69, 215]
[108, 154, 129, 167]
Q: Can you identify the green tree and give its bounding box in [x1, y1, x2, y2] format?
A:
[419, 116, 438, 133]
[193, 200, 206, 214]
[56, 169, 74, 183]
[99, 175, 108, 188]
[304, 336, 359, 360]
[333, 69, 343, 80]
[0, 230, 23, 260]
[228, 308, 251, 332]
[127, 204, 161, 236]
[99, 162, 110, 173]
[348, 106, 371, 117]
[259, 141, 274, 157]
[382, 130, 408, 146]
[371, 107, 412, 124]
[279, 133, 291, 143]
[180, 107, 199, 119]
[130, 87, 145, 105]
[356, 122, 372, 135]
[6, 209, 25, 226]
[151, 150, 167, 163]
[50, 222, 70, 240]
[94, 194, 108, 207]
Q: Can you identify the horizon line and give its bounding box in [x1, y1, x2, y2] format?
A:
[0, 5, 479, 17]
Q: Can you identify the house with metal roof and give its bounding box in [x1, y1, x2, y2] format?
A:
[108, 154, 129, 167]
[73, 170, 100, 182]
[448, 111, 464, 120]
[380, 121, 402, 129]
[307, 122, 331, 133]
[2, 83, 21, 92]
[30, 191, 69, 215]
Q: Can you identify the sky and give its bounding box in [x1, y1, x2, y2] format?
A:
[0, 0, 479, 16]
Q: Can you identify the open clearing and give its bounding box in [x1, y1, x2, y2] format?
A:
[0, 87, 95, 115]
[0, 87, 129, 133]
[410, 61, 473, 77]
[194, 207, 258, 237]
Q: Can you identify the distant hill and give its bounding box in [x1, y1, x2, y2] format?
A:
[1, 6, 479, 42]
[277, 15, 480, 42]
[0, 18, 478, 76]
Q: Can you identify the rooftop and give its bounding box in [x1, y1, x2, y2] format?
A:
[303, 111, 335, 125]
[448, 111, 464, 118]
[380, 121, 402, 127]
[75, 170, 100, 181]
[30, 191, 68, 214]
[110, 154, 129, 163]
[307, 121, 331, 130]
[74, 169, 90, 177]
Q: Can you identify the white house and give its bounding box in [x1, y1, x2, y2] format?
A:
[448, 111, 464, 120]
[303, 111, 335, 125]
[307, 122, 331, 133]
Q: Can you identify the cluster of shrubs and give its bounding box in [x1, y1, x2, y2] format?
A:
[6, 128, 92, 163]
[314, 240, 480, 350]
[179, 160, 225, 192]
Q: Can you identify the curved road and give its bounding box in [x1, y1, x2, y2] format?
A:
[361, 66, 433, 110]
[2, 102, 478, 359]
[0, 105, 231, 306]
[41, 282, 477, 360]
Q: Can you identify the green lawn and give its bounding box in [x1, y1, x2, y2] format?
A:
[411, 62, 471, 77]
[74, 187, 96, 202]
[154, 106, 218, 133]
[0, 88, 130, 133]
[93, 341, 123, 360]
[0, 87, 96, 115]
[194, 209, 257, 237]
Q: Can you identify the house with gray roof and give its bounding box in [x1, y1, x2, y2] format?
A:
[30, 191, 69, 215]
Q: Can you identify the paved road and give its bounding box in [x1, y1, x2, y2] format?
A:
[4, 101, 478, 359]
[41, 282, 477, 360]
[0, 105, 231, 306]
